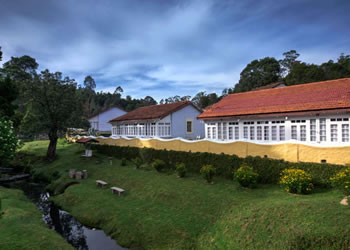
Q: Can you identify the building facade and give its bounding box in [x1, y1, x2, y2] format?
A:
[109, 101, 205, 139]
[198, 78, 350, 145]
[88, 106, 126, 132]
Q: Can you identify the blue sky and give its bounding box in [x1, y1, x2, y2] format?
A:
[1, 0, 350, 101]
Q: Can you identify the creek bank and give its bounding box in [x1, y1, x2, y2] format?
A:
[7, 180, 127, 250]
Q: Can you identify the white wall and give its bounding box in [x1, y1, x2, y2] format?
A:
[171, 105, 205, 139]
[203, 114, 350, 145]
[88, 107, 126, 132]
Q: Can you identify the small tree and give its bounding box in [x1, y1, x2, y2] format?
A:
[0, 118, 21, 167]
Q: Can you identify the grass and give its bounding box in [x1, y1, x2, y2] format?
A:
[21, 140, 350, 249]
[0, 187, 73, 250]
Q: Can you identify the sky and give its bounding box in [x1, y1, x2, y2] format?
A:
[1, 0, 350, 101]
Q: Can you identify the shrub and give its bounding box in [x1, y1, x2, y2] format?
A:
[91, 144, 346, 187]
[330, 167, 350, 195]
[234, 164, 259, 188]
[200, 165, 216, 183]
[0, 118, 21, 167]
[152, 159, 166, 172]
[132, 157, 143, 169]
[280, 169, 313, 194]
[176, 163, 187, 178]
[121, 158, 127, 166]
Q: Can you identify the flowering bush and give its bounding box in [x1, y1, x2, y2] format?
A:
[200, 165, 216, 183]
[0, 118, 21, 166]
[330, 167, 350, 195]
[234, 164, 259, 188]
[280, 169, 313, 194]
[176, 163, 187, 178]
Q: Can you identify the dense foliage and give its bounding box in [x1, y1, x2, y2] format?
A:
[131, 157, 143, 169]
[92, 144, 346, 187]
[234, 164, 259, 188]
[175, 163, 187, 178]
[0, 118, 21, 166]
[152, 159, 166, 172]
[330, 167, 350, 195]
[280, 169, 314, 194]
[200, 165, 216, 183]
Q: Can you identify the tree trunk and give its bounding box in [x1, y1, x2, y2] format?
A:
[47, 128, 58, 161]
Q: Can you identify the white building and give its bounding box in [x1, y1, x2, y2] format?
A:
[198, 78, 350, 145]
[88, 106, 126, 132]
[109, 101, 205, 139]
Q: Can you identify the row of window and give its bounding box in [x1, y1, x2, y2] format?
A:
[112, 123, 171, 137]
[206, 118, 350, 142]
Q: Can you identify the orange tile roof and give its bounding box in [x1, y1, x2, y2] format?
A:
[76, 138, 99, 143]
[198, 78, 350, 119]
[109, 101, 200, 122]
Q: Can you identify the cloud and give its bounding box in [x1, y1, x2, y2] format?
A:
[0, 0, 350, 101]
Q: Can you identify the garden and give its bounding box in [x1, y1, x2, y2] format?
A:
[9, 139, 349, 249]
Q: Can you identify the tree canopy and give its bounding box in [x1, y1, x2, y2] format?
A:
[233, 57, 281, 93]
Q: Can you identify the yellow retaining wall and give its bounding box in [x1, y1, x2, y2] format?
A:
[69, 136, 350, 165]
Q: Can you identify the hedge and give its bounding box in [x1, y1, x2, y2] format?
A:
[91, 144, 346, 187]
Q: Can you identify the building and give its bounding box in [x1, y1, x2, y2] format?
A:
[88, 106, 126, 132]
[109, 101, 205, 139]
[198, 78, 350, 145]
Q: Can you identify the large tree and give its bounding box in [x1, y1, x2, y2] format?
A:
[24, 70, 87, 160]
[0, 77, 18, 119]
[233, 57, 281, 93]
[279, 50, 300, 77]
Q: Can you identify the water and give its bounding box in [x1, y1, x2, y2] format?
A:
[8, 181, 126, 250]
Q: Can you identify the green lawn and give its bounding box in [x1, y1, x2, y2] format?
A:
[0, 187, 73, 250]
[22, 140, 350, 249]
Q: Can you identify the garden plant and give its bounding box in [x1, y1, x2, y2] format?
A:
[280, 169, 313, 194]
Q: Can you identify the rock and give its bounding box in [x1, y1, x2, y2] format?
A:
[75, 171, 83, 179]
[82, 170, 88, 179]
[69, 169, 76, 179]
[340, 197, 348, 206]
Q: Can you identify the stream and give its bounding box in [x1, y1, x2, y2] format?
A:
[6, 181, 127, 250]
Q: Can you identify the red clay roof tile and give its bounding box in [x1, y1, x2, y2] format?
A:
[198, 78, 350, 119]
[109, 101, 199, 122]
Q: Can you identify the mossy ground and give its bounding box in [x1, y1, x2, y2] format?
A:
[0, 187, 73, 250]
[20, 140, 350, 249]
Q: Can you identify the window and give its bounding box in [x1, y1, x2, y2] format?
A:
[300, 125, 306, 141]
[250, 126, 255, 140]
[279, 126, 285, 140]
[234, 127, 239, 140]
[218, 122, 222, 140]
[207, 127, 211, 139]
[264, 126, 269, 140]
[342, 124, 349, 142]
[212, 127, 217, 139]
[186, 120, 193, 133]
[310, 119, 316, 141]
[331, 124, 338, 142]
[271, 126, 277, 140]
[223, 122, 227, 140]
[243, 127, 248, 139]
[228, 127, 233, 140]
[257, 126, 262, 140]
[150, 123, 156, 136]
[291, 126, 297, 140]
[320, 118, 326, 141]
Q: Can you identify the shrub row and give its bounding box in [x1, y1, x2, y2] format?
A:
[91, 144, 346, 187]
